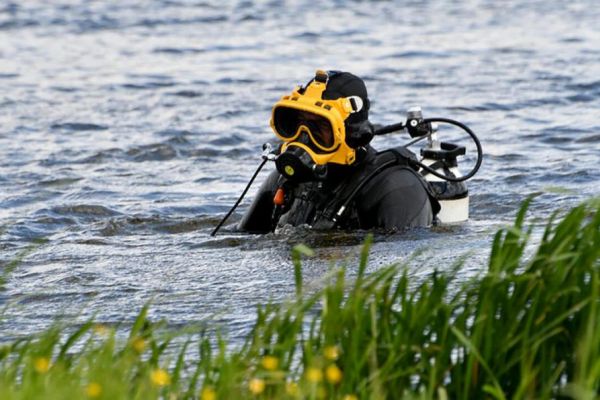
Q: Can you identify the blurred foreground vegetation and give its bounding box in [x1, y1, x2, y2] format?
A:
[1, 199, 599, 399]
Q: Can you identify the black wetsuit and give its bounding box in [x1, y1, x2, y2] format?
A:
[238, 146, 440, 233]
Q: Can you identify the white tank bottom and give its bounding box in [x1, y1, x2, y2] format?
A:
[437, 196, 469, 224]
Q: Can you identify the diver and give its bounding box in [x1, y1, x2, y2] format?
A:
[236, 70, 443, 233]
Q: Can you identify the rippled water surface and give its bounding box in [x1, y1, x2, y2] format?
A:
[1, 1, 599, 342]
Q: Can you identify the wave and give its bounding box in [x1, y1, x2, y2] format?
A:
[51, 123, 108, 131]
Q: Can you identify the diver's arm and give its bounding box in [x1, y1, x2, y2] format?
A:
[355, 166, 434, 230]
[237, 169, 280, 233]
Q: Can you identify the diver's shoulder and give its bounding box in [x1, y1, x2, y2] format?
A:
[357, 144, 419, 171]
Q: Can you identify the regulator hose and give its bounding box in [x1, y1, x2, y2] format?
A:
[416, 117, 483, 183]
[210, 157, 268, 237]
[374, 117, 483, 183]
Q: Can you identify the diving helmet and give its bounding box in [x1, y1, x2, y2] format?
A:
[271, 70, 373, 182]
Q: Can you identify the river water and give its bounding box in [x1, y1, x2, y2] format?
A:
[1, 1, 599, 343]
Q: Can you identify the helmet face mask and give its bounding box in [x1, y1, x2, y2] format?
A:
[270, 70, 367, 168]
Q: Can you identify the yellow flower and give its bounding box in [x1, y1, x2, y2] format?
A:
[343, 395, 358, 400]
[132, 337, 146, 353]
[93, 324, 110, 337]
[85, 382, 102, 398]
[248, 378, 266, 395]
[200, 386, 217, 400]
[150, 368, 171, 386]
[34, 357, 50, 373]
[323, 345, 339, 361]
[285, 381, 299, 396]
[305, 367, 323, 383]
[261, 355, 279, 371]
[325, 364, 342, 384]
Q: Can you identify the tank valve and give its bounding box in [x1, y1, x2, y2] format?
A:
[406, 106, 432, 138]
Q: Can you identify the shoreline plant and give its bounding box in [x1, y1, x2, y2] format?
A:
[0, 199, 599, 399]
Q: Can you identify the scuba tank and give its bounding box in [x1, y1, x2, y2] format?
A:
[420, 140, 469, 223]
[374, 106, 482, 225]
[408, 107, 470, 223]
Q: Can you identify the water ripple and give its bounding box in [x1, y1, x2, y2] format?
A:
[51, 123, 108, 131]
[167, 90, 204, 98]
[153, 47, 205, 55]
[2, 0, 600, 347]
[49, 204, 121, 218]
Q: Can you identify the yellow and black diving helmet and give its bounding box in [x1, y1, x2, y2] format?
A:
[271, 70, 372, 182]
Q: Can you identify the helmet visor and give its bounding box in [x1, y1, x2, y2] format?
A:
[273, 107, 335, 150]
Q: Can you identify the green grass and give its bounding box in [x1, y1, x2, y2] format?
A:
[1, 198, 599, 399]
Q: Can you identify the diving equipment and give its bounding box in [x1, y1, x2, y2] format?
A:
[419, 120, 470, 223]
[212, 70, 483, 236]
[372, 107, 483, 224]
[275, 145, 328, 182]
[271, 70, 372, 182]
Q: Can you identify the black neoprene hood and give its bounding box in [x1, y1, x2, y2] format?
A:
[322, 72, 370, 124]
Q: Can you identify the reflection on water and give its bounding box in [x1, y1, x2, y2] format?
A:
[1, 0, 599, 343]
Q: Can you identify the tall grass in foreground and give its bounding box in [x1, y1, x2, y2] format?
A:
[1, 199, 599, 399]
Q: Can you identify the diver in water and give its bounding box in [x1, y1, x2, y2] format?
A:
[237, 70, 442, 233]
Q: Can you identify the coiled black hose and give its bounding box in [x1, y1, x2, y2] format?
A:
[415, 117, 483, 182]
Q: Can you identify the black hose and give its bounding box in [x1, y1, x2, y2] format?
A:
[374, 121, 406, 136]
[210, 158, 268, 237]
[414, 117, 483, 182]
[371, 117, 483, 183]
